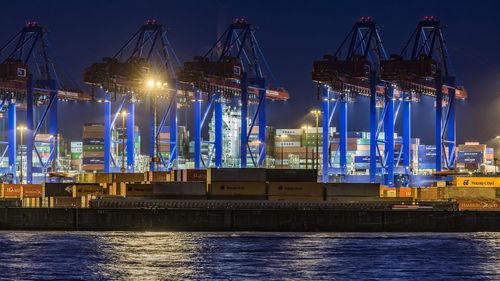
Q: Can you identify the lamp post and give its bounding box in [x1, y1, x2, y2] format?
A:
[17, 126, 27, 184]
[146, 78, 167, 170]
[279, 134, 287, 168]
[310, 110, 321, 170]
[120, 110, 128, 173]
[302, 125, 310, 169]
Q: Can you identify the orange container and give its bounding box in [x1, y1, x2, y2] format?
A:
[396, 187, 412, 198]
[418, 187, 439, 200]
[457, 199, 500, 211]
[2, 184, 22, 198]
[22, 184, 43, 198]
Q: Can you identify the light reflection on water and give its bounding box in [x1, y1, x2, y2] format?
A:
[0, 232, 499, 280]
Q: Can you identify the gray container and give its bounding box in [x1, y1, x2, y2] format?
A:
[325, 183, 380, 197]
[207, 168, 266, 183]
[265, 169, 318, 182]
[153, 182, 206, 196]
[0, 199, 21, 208]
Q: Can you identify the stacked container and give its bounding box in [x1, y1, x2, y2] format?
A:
[82, 123, 105, 171]
[274, 129, 304, 168]
[207, 168, 267, 200]
[266, 169, 323, 201]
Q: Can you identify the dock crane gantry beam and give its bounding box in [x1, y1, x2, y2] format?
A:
[178, 18, 289, 169]
[84, 20, 181, 172]
[313, 17, 389, 184]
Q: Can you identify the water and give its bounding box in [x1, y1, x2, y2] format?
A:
[0, 232, 498, 280]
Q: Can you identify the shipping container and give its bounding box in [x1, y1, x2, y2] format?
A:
[265, 169, 318, 182]
[267, 182, 324, 197]
[153, 182, 206, 199]
[82, 164, 104, 171]
[208, 181, 266, 196]
[145, 171, 173, 182]
[120, 183, 154, 197]
[380, 186, 396, 198]
[22, 184, 43, 198]
[207, 168, 266, 183]
[456, 199, 500, 211]
[113, 173, 146, 183]
[418, 187, 439, 200]
[1, 184, 22, 198]
[0, 199, 22, 207]
[396, 187, 412, 198]
[72, 184, 103, 197]
[444, 186, 498, 200]
[44, 183, 78, 197]
[181, 169, 207, 182]
[50, 197, 82, 208]
[455, 177, 500, 188]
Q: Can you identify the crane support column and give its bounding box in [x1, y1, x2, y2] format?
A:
[8, 102, 16, 182]
[369, 74, 377, 183]
[149, 96, 156, 171]
[126, 100, 135, 172]
[435, 78, 443, 172]
[26, 75, 34, 184]
[384, 86, 395, 187]
[403, 92, 411, 175]
[258, 78, 266, 167]
[447, 88, 456, 167]
[194, 90, 201, 169]
[214, 93, 223, 168]
[339, 95, 347, 179]
[240, 73, 248, 168]
[321, 86, 330, 183]
[169, 91, 178, 169]
[49, 80, 58, 170]
[104, 98, 111, 173]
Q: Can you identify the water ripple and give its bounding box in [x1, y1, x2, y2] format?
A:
[0, 232, 498, 280]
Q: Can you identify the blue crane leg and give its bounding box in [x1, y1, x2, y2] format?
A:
[435, 79, 443, 172]
[49, 81, 58, 171]
[8, 102, 16, 182]
[126, 101, 135, 172]
[104, 98, 111, 173]
[369, 74, 377, 183]
[403, 93, 411, 175]
[26, 76, 34, 184]
[214, 94, 223, 168]
[321, 86, 329, 183]
[258, 78, 266, 167]
[169, 91, 178, 169]
[447, 88, 456, 168]
[149, 96, 156, 171]
[384, 87, 395, 187]
[339, 98, 347, 179]
[240, 73, 248, 168]
[194, 90, 201, 169]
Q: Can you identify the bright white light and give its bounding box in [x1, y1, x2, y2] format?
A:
[147, 80, 155, 88]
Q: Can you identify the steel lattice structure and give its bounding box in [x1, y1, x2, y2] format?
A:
[84, 20, 181, 172]
[178, 18, 288, 169]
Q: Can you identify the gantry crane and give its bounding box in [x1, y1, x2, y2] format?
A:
[312, 17, 388, 184]
[178, 18, 288, 169]
[381, 16, 467, 173]
[0, 21, 91, 183]
[84, 20, 181, 172]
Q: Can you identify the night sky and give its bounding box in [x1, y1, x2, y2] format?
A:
[1, 0, 499, 154]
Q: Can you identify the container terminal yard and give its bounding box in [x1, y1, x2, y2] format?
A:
[0, 17, 498, 231]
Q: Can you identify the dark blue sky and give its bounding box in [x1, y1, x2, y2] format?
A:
[1, 0, 499, 151]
